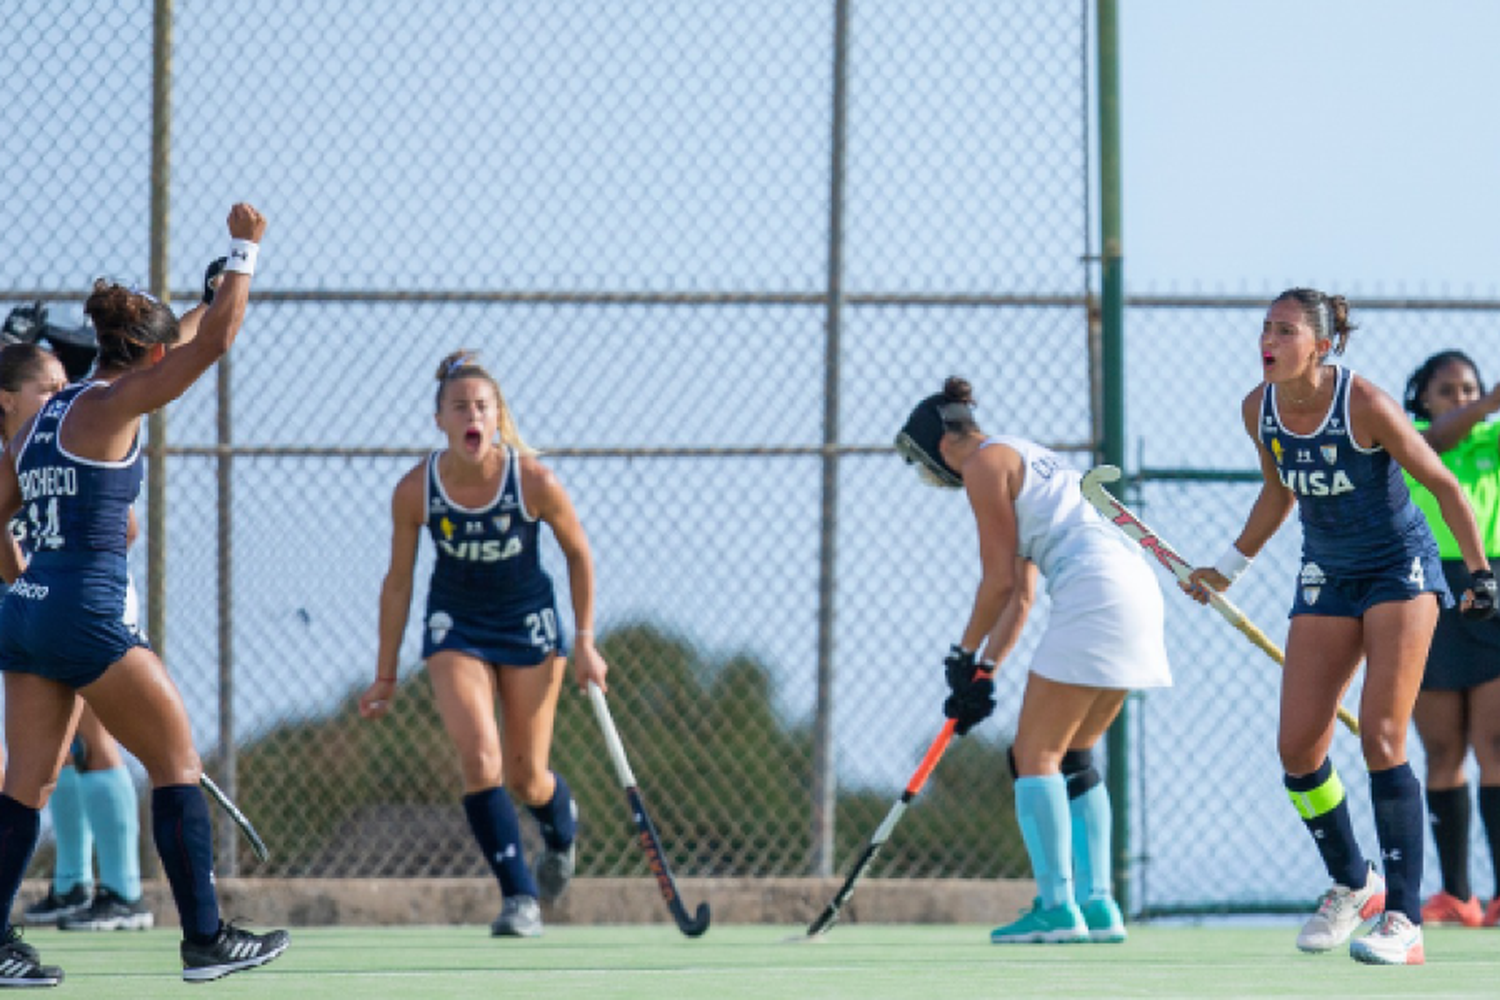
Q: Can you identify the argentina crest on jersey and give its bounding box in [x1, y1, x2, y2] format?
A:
[1300, 562, 1326, 606]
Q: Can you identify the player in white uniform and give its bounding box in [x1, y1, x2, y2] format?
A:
[896, 377, 1171, 944]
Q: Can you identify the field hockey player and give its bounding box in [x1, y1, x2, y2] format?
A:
[0, 204, 289, 985]
[1185, 289, 1496, 966]
[896, 376, 1172, 945]
[359, 350, 608, 938]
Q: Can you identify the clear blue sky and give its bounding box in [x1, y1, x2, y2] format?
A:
[1121, 0, 1500, 296]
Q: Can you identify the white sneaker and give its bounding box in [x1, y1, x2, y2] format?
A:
[1349, 911, 1425, 966]
[1296, 865, 1386, 953]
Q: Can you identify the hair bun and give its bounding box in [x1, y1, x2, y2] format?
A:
[941, 376, 974, 406]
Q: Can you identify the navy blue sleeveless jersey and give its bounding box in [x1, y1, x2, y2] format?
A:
[420, 448, 566, 666]
[1260, 367, 1438, 576]
[0, 381, 148, 685]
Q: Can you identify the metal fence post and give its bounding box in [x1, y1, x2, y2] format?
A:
[146, 0, 173, 658]
[811, 0, 852, 878]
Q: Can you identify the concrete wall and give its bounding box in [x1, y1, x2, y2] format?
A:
[21, 878, 1036, 928]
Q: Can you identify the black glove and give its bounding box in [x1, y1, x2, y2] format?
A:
[1464, 569, 1497, 621]
[942, 644, 996, 736]
[202, 257, 228, 305]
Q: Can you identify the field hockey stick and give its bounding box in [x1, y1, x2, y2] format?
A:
[1080, 465, 1359, 736]
[803, 661, 991, 941]
[587, 681, 711, 938]
[199, 772, 271, 862]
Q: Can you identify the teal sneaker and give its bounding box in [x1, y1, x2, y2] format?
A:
[1080, 896, 1126, 943]
[990, 898, 1088, 944]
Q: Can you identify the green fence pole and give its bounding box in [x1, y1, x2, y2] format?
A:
[1096, 0, 1132, 915]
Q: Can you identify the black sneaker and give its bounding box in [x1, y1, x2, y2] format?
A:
[0, 927, 63, 987]
[180, 923, 290, 983]
[58, 887, 154, 931]
[21, 884, 92, 926]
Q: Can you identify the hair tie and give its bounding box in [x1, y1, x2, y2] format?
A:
[444, 352, 475, 378]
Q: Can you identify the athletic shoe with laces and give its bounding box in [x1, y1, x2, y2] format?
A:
[0, 927, 63, 987]
[491, 895, 543, 938]
[535, 801, 579, 903]
[990, 898, 1089, 944]
[1420, 889, 1482, 927]
[58, 887, 154, 931]
[180, 922, 290, 982]
[21, 884, 92, 926]
[1079, 896, 1127, 943]
[1485, 897, 1500, 928]
[1296, 864, 1385, 953]
[1349, 911, 1425, 965]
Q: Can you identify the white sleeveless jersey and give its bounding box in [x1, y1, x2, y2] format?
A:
[983, 435, 1123, 587]
[979, 435, 1171, 689]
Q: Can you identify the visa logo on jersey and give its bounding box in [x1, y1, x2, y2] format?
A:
[1279, 469, 1355, 497]
[437, 537, 523, 562]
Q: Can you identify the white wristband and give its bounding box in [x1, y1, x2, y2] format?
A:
[223, 238, 259, 276]
[1212, 544, 1253, 584]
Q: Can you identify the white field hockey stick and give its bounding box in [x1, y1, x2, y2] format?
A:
[588, 681, 711, 938]
[1080, 465, 1359, 736]
[199, 772, 271, 862]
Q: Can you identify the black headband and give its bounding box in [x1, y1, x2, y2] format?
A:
[894, 394, 971, 487]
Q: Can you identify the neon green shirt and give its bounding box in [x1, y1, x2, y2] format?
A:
[1405, 418, 1500, 558]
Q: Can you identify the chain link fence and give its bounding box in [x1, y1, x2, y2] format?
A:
[5, 1, 1495, 917]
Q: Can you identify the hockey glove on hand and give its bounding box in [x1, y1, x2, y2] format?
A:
[203, 257, 228, 305]
[1464, 569, 1498, 621]
[943, 645, 996, 736]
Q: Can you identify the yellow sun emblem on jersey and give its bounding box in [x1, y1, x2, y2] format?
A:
[1270, 438, 1284, 464]
[439, 517, 455, 540]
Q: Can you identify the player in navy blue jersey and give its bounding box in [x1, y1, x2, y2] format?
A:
[2, 343, 155, 934]
[1187, 288, 1497, 967]
[0, 204, 289, 986]
[360, 350, 609, 939]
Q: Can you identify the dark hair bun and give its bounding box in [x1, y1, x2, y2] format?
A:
[942, 376, 974, 406]
[84, 281, 150, 332]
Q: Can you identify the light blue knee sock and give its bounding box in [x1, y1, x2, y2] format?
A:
[1070, 783, 1112, 903]
[1014, 774, 1073, 909]
[49, 766, 93, 894]
[79, 767, 141, 900]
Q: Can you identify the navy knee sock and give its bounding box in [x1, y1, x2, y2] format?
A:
[1425, 785, 1472, 901]
[151, 785, 221, 943]
[0, 795, 41, 937]
[1479, 785, 1500, 899]
[1370, 763, 1424, 923]
[463, 788, 538, 899]
[1285, 760, 1367, 890]
[525, 773, 577, 851]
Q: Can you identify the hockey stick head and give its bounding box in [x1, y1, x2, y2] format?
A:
[199, 773, 270, 862]
[676, 901, 711, 938]
[1081, 464, 1123, 490]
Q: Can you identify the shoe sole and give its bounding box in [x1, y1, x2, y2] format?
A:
[22, 907, 90, 927]
[990, 931, 1089, 944]
[0, 973, 63, 987]
[181, 940, 289, 983]
[1087, 928, 1127, 943]
[60, 915, 154, 932]
[1350, 943, 1425, 966]
[490, 924, 544, 938]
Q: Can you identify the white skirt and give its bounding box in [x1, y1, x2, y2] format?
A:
[1030, 543, 1173, 690]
